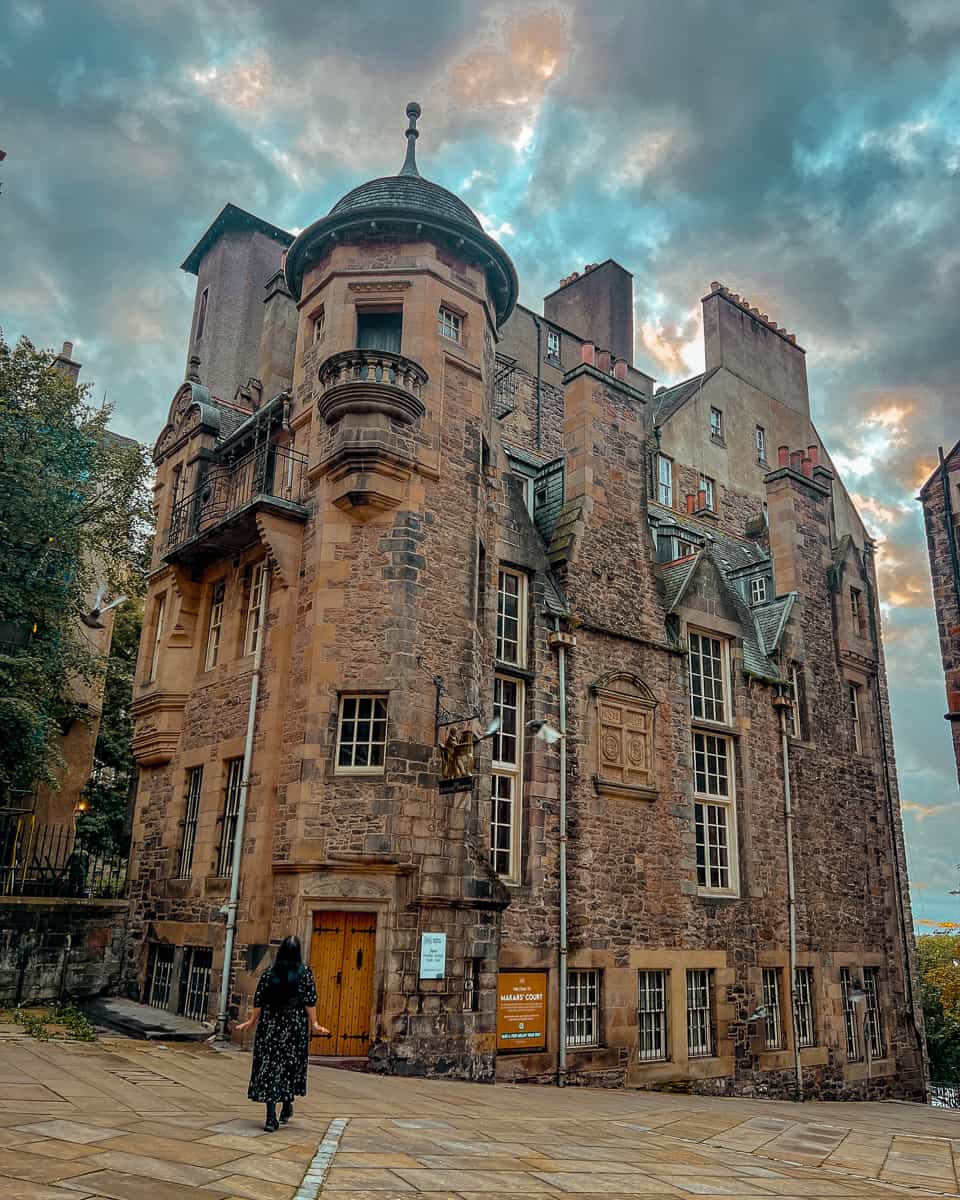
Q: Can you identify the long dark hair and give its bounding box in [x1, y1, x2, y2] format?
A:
[263, 935, 304, 1003]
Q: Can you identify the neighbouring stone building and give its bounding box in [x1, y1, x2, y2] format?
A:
[920, 442, 960, 788]
[128, 103, 925, 1097]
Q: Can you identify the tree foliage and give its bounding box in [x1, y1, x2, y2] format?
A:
[917, 932, 960, 1082]
[0, 334, 152, 807]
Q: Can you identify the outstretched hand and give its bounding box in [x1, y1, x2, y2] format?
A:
[311, 1022, 331, 1037]
[234, 1018, 256, 1033]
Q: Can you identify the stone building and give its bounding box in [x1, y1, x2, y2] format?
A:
[920, 442, 960, 787]
[128, 104, 924, 1097]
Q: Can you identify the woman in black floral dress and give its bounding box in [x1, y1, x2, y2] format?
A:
[235, 936, 330, 1130]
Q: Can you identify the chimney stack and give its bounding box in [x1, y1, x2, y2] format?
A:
[777, 445, 790, 468]
[596, 349, 612, 374]
[581, 342, 595, 366]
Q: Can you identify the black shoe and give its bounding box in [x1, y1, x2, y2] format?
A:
[264, 1103, 279, 1132]
[279, 1100, 293, 1124]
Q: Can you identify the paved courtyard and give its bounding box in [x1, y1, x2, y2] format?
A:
[0, 1034, 958, 1199]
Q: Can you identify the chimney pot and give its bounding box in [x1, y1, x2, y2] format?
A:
[581, 342, 595, 365]
[61, 340, 73, 359]
[614, 358, 627, 380]
[596, 349, 612, 373]
[807, 444, 819, 466]
[686, 493, 696, 514]
[710, 280, 722, 291]
[786, 333, 796, 345]
[697, 488, 707, 510]
[730, 293, 740, 303]
[777, 445, 790, 467]
[790, 450, 803, 472]
[801, 456, 813, 478]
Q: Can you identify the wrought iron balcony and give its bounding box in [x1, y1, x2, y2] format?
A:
[317, 349, 427, 425]
[164, 443, 308, 567]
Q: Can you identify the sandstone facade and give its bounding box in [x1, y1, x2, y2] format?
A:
[127, 108, 924, 1099]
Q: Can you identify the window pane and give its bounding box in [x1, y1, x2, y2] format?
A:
[638, 970, 668, 1061]
[689, 633, 726, 723]
[686, 969, 714, 1058]
[762, 968, 783, 1049]
[336, 694, 388, 772]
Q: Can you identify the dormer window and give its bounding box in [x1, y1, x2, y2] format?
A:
[657, 533, 697, 563]
[438, 306, 462, 344]
[357, 309, 402, 354]
[749, 576, 768, 605]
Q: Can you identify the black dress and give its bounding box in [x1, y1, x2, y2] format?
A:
[247, 965, 318, 1103]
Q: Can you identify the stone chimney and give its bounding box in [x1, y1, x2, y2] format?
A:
[544, 259, 634, 366]
[52, 340, 81, 383]
[764, 445, 834, 597]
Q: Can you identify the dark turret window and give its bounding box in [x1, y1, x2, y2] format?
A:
[357, 309, 402, 354]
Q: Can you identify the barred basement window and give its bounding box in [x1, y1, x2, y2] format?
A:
[217, 758, 244, 877]
[840, 967, 861, 1061]
[146, 944, 174, 1010]
[438, 306, 462, 343]
[491, 675, 523, 881]
[762, 968, 784, 1049]
[205, 581, 225, 670]
[178, 767, 203, 879]
[689, 631, 728, 723]
[693, 731, 738, 894]
[657, 453, 674, 507]
[566, 970, 600, 1047]
[179, 947, 212, 1021]
[496, 567, 527, 666]
[686, 968, 715, 1058]
[638, 969, 669, 1061]
[336, 695, 388, 773]
[863, 967, 885, 1059]
[793, 966, 816, 1048]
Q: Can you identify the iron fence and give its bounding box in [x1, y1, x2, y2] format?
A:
[930, 1082, 960, 1109]
[166, 442, 307, 551]
[0, 816, 127, 899]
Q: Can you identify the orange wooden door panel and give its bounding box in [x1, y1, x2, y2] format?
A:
[339, 913, 377, 1056]
[310, 912, 346, 1055]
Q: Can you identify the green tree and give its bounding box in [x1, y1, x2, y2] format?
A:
[0, 334, 152, 808]
[917, 932, 960, 1083]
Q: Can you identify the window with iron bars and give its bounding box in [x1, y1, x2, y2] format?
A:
[638, 969, 669, 1061]
[145, 944, 175, 1010]
[178, 767, 203, 879]
[863, 967, 885, 1059]
[793, 966, 816, 1048]
[216, 758, 244, 878]
[566, 970, 600, 1047]
[762, 968, 784, 1049]
[179, 947, 212, 1022]
[686, 968, 715, 1058]
[840, 967, 861, 1060]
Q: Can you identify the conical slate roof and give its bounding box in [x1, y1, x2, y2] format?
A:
[330, 175, 482, 231]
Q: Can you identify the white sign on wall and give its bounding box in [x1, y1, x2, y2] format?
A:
[419, 932, 447, 980]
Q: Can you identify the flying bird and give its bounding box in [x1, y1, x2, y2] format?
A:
[81, 585, 127, 628]
[526, 720, 565, 745]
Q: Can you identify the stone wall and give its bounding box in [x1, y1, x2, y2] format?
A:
[921, 450, 960, 786]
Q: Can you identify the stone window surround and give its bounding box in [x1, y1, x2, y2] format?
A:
[495, 565, 529, 669]
[437, 295, 469, 349]
[177, 765, 204, 880]
[845, 671, 870, 757]
[491, 673, 524, 884]
[754, 952, 830, 1072]
[589, 671, 658, 802]
[831, 952, 893, 1080]
[566, 968, 601, 1049]
[203, 579, 226, 672]
[333, 692, 389, 776]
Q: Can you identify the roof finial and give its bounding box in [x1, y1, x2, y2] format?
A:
[400, 101, 422, 177]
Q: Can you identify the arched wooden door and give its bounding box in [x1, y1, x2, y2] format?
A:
[310, 911, 377, 1057]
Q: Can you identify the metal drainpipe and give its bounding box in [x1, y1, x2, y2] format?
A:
[778, 701, 803, 1101]
[215, 564, 270, 1040]
[555, 616, 568, 1086]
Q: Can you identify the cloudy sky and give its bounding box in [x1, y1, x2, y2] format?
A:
[2, 0, 958, 924]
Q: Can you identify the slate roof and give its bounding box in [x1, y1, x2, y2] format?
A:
[181, 203, 292, 276]
[330, 173, 482, 231]
[211, 398, 252, 442]
[542, 572, 570, 618]
[502, 441, 556, 469]
[653, 367, 720, 424]
[753, 595, 796, 655]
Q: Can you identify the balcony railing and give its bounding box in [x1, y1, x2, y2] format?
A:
[166, 443, 307, 553]
[317, 348, 428, 425]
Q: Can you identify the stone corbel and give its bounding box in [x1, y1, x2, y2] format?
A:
[168, 568, 203, 648]
[256, 510, 304, 589]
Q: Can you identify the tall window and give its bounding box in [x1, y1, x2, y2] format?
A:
[438, 306, 462, 343]
[840, 967, 861, 1061]
[244, 563, 267, 657]
[148, 593, 166, 683]
[196, 287, 209, 340]
[496, 568, 527, 666]
[657, 454, 673, 507]
[749, 576, 767, 605]
[756, 425, 766, 463]
[566, 970, 600, 1047]
[217, 758, 244, 878]
[313, 307, 326, 345]
[336, 695, 388, 773]
[850, 587, 864, 636]
[698, 475, 716, 511]
[863, 967, 885, 1059]
[178, 767, 203, 879]
[848, 683, 863, 754]
[357, 309, 402, 353]
[710, 407, 723, 441]
[689, 632, 728, 723]
[546, 328, 560, 361]
[686, 969, 714, 1058]
[491, 675, 523, 881]
[762, 968, 784, 1050]
[693, 732, 737, 894]
[205, 581, 225, 670]
[793, 966, 816, 1048]
[638, 970, 669, 1061]
[786, 667, 802, 739]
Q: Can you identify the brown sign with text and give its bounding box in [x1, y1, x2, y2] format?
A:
[496, 970, 547, 1051]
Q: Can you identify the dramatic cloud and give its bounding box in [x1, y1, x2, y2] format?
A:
[1, 0, 958, 920]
